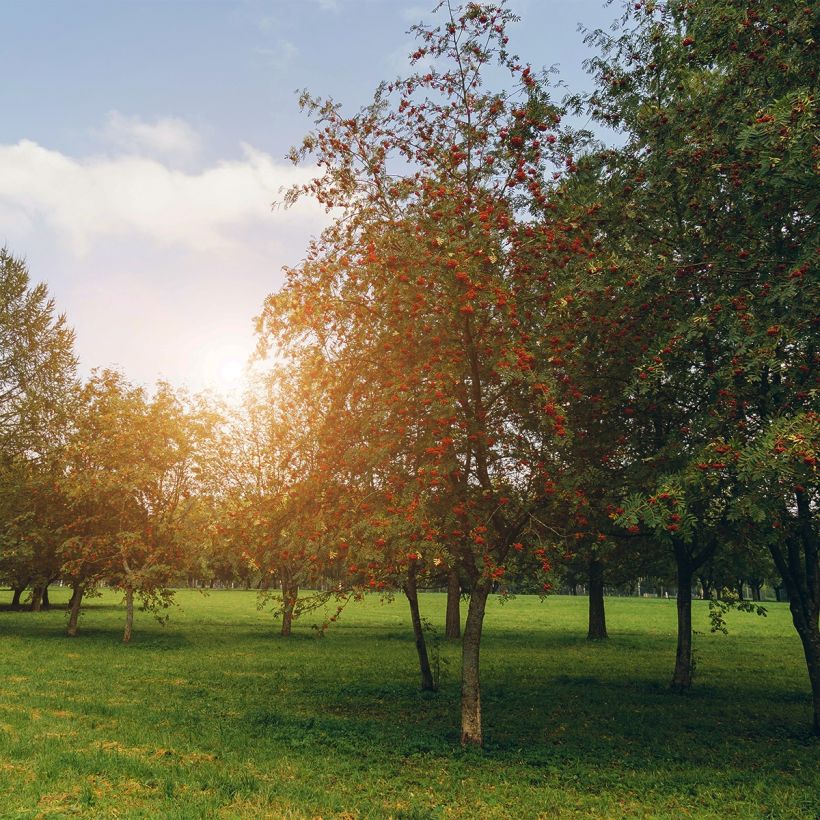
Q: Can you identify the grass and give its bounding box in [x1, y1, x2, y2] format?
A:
[0, 588, 817, 818]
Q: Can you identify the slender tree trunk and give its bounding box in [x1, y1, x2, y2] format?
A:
[10, 586, 24, 609]
[671, 562, 694, 691]
[699, 576, 712, 600]
[404, 563, 435, 691]
[445, 566, 461, 639]
[123, 587, 134, 643]
[791, 616, 820, 736]
[460, 579, 491, 746]
[66, 583, 85, 637]
[29, 585, 44, 612]
[587, 557, 608, 640]
[280, 577, 298, 637]
[41, 585, 50, 609]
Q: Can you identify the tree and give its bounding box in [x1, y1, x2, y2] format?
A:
[60, 372, 198, 641]
[258, 1, 576, 745]
[203, 380, 337, 636]
[0, 249, 77, 607]
[576, 0, 817, 723]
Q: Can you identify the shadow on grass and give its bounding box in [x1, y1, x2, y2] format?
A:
[229, 641, 818, 779]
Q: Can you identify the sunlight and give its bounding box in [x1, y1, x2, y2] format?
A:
[198, 339, 249, 396]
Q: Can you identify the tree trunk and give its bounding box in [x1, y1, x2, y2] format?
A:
[41, 585, 50, 609]
[587, 557, 608, 640]
[699, 576, 713, 600]
[66, 583, 84, 637]
[280, 578, 298, 637]
[445, 566, 461, 639]
[792, 616, 820, 736]
[404, 562, 435, 691]
[123, 587, 134, 643]
[10, 586, 24, 609]
[29, 585, 44, 612]
[460, 579, 491, 746]
[671, 563, 694, 691]
[768, 498, 819, 735]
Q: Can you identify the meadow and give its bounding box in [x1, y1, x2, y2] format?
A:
[0, 588, 817, 818]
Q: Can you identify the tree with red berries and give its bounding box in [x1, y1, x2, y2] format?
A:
[258, 1, 578, 745]
[574, 0, 817, 726]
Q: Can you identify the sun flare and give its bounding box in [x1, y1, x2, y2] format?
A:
[198, 339, 250, 396]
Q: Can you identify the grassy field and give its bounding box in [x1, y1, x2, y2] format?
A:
[0, 588, 817, 818]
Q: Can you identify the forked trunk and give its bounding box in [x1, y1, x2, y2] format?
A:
[445, 566, 461, 639]
[11, 586, 24, 609]
[66, 583, 85, 637]
[123, 587, 134, 643]
[587, 557, 608, 640]
[460, 579, 491, 746]
[671, 565, 693, 691]
[404, 563, 435, 691]
[281, 579, 299, 637]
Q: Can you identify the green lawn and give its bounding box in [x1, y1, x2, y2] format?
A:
[0, 589, 817, 818]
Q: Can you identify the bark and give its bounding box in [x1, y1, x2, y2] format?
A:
[445, 567, 461, 640]
[10, 586, 24, 609]
[280, 577, 299, 637]
[671, 560, 694, 691]
[41, 586, 50, 609]
[802, 631, 820, 736]
[769, 493, 819, 734]
[404, 562, 435, 691]
[123, 587, 134, 643]
[587, 557, 608, 640]
[460, 579, 491, 746]
[66, 583, 85, 637]
[29, 585, 44, 612]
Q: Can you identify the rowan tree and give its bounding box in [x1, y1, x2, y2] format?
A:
[202, 372, 348, 634]
[258, 1, 581, 745]
[574, 0, 817, 724]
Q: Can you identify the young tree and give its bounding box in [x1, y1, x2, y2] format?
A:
[61, 372, 198, 641]
[258, 2, 575, 744]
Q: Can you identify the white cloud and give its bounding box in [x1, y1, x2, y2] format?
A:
[254, 40, 299, 71]
[0, 138, 322, 257]
[99, 110, 203, 162]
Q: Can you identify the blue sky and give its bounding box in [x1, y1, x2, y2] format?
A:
[0, 0, 617, 392]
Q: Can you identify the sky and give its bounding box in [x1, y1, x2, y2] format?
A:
[0, 0, 618, 394]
